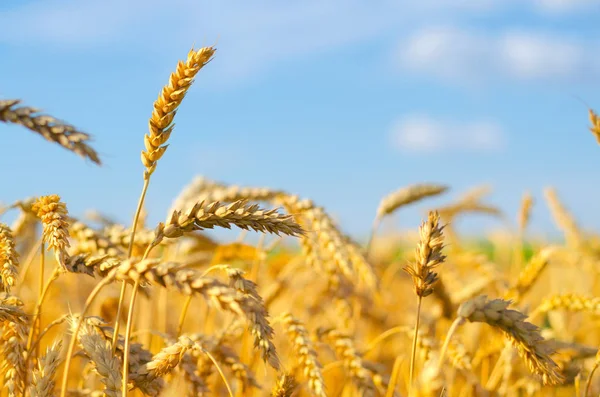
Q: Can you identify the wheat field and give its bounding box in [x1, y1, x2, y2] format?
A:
[1, 45, 600, 397]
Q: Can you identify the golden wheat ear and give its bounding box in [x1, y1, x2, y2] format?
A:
[0, 99, 101, 164]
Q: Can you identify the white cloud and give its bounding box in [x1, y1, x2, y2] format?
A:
[1, 1, 596, 86]
[390, 114, 505, 153]
[397, 26, 597, 83]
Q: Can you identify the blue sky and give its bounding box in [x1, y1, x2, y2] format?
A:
[1, 0, 600, 242]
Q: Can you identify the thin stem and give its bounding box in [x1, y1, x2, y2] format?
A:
[15, 237, 42, 294]
[437, 317, 465, 371]
[29, 314, 69, 355]
[386, 356, 403, 397]
[365, 217, 381, 258]
[585, 361, 600, 397]
[112, 177, 150, 350]
[364, 325, 411, 355]
[26, 266, 60, 353]
[122, 279, 140, 396]
[34, 241, 45, 360]
[177, 296, 193, 337]
[59, 276, 113, 397]
[408, 296, 422, 396]
[121, 244, 154, 396]
[111, 280, 128, 353]
[204, 350, 234, 397]
[249, 234, 265, 282]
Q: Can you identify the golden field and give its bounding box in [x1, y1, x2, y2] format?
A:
[2, 45, 600, 397]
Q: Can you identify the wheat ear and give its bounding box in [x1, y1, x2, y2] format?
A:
[0, 99, 100, 164]
[442, 295, 564, 385]
[0, 223, 19, 292]
[142, 46, 215, 178]
[280, 312, 327, 397]
[368, 184, 448, 253]
[271, 373, 298, 397]
[28, 340, 63, 397]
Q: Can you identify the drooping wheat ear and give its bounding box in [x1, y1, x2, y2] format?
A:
[589, 109, 600, 145]
[0, 295, 29, 397]
[456, 295, 564, 385]
[543, 188, 584, 250]
[404, 211, 446, 298]
[518, 191, 534, 234]
[280, 195, 378, 292]
[142, 46, 216, 178]
[432, 276, 454, 319]
[435, 185, 502, 228]
[69, 318, 122, 397]
[31, 195, 71, 269]
[271, 373, 298, 397]
[180, 351, 210, 395]
[368, 183, 448, 256]
[223, 267, 263, 303]
[101, 224, 159, 255]
[280, 313, 327, 397]
[376, 184, 448, 220]
[0, 99, 100, 164]
[154, 200, 304, 247]
[505, 247, 555, 301]
[0, 223, 19, 292]
[169, 176, 227, 213]
[28, 340, 63, 397]
[317, 328, 378, 396]
[89, 318, 159, 395]
[69, 220, 124, 258]
[530, 293, 600, 320]
[113, 260, 280, 370]
[130, 336, 195, 395]
[187, 330, 260, 390]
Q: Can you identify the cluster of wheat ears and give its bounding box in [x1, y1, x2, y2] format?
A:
[2, 45, 600, 397]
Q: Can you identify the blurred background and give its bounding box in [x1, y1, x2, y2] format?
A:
[1, 0, 599, 242]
